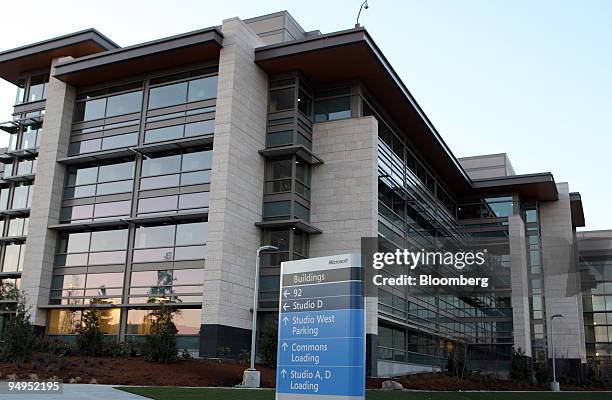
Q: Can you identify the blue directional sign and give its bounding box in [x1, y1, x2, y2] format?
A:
[276, 254, 365, 400]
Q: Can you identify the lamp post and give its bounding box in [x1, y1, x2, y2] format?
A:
[550, 314, 564, 392]
[243, 245, 279, 388]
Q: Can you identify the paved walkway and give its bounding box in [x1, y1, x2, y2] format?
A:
[1, 384, 148, 399]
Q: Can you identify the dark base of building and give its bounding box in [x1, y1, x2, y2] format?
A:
[199, 324, 251, 358]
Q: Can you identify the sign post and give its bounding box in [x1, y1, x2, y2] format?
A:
[276, 254, 365, 400]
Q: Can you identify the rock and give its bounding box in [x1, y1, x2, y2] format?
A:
[29, 373, 39, 381]
[382, 380, 403, 390]
[89, 378, 98, 384]
[7, 373, 18, 381]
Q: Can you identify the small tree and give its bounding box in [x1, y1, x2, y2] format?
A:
[510, 347, 530, 382]
[1, 291, 36, 367]
[143, 305, 178, 363]
[258, 322, 278, 367]
[76, 306, 104, 357]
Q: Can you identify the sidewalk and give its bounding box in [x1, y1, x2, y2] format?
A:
[1, 384, 149, 399]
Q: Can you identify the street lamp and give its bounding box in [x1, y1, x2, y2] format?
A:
[243, 245, 279, 388]
[550, 314, 564, 392]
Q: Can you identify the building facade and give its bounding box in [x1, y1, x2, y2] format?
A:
[0, 11, 608, 377]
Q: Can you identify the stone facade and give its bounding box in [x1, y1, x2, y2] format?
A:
[20, 57, 74, 328]
[200, 17, 268, 355]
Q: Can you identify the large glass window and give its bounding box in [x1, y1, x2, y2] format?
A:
[314, 97, 351, 122]
[74, 87, 143, 122]
[48, 308, 120, 334]
[22, 121, 43, 149]
[144, 119, 215, 144]
[15, 79, 25, 105]
[133, 221, 207, 263]
[64, 161, 135, 199]
[50, 272, 124, 305]
[148, 75, 218, 109]
[55, 229, 128, 267]
[125, 308, 201, 334]
[140, 150, 212, 190]
[11, 183, 34, 209]
[268, 88, 294, 112]
[2, 243, 26, 272]
[482, 196, 514, 218]
[265, 159, 292, 194]
[60, 200, 131, 223]
[7, 217, 29, 237]
[28, 74, 49, 102]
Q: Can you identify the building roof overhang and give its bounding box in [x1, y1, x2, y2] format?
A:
[0, 29, 118, 84]
[569, 192, 586, 228]
[54, 27, 223, 86]
[255, 27, 472, 193]
[470, 173, 559, 201]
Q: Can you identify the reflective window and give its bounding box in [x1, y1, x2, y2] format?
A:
[483, 196, 514, 218]
[55, 229, 128, 267]
[133, 222, 207, 263]
[7, 217, 29, 237]
[148, 74, 218, 110]
[126, 308, 201, 335]
[48, 308, 120, 334]
[263, 201, 291, 219]
[22, 122, 43, 149]
[149, 82, 188, 109]
[266, 130, 293, 147]
[28, 74, 49, 102]
[15, 79, 25, 105]
[2, 243, 26, 272]
[187, 76, 218, 102]
[105, 91, 143, 117]
[144, 120, 214, 144]
[60, 200, 131, 223]
[11, 183, 34, 209]
[74, 88, 143, 122]
[64, 161, 135, 199]
[314, 97, 351, 122]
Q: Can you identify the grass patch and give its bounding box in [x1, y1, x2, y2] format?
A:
[117, 386, 612, 400]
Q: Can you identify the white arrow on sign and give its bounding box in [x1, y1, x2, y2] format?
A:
[282, 342, 288, 351]
[283, 316, 289, 326]
[283, 290, 290, 298]
[282, 302, 289, 311]
[281, 369, 287, 379]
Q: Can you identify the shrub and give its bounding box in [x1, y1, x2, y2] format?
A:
[510, 347, 530, 382]
[103, 340, 135, 358]
[258, 322, 278, 367]
[143, 305, 178, 364]
[1, 291, 36, 367]
[76, 307, 104, 357]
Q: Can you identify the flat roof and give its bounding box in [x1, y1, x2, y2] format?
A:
[54, 27, 223, 86]
[569, 192, 585, 228]
[255, 28, 561, 202]
[471, 173, 559, 201]
[255, 27, 473, 194]
[0, 29, 118, 84]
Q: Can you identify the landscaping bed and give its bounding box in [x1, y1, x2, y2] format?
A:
[0, 355, 276, 387]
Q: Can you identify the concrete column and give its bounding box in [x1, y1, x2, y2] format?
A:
[508, 214, 533, 357]
[309, 115, 379, 374]
[200, 17, 268, 357]
[21, 57, 75, 329]
[540, 183, 586, 362]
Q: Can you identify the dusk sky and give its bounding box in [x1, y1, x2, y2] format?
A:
[0, 0, 609, 230]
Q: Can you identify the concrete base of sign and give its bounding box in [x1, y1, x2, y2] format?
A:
[242, 369, 261, 388]
[550, 381, 560, 392]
